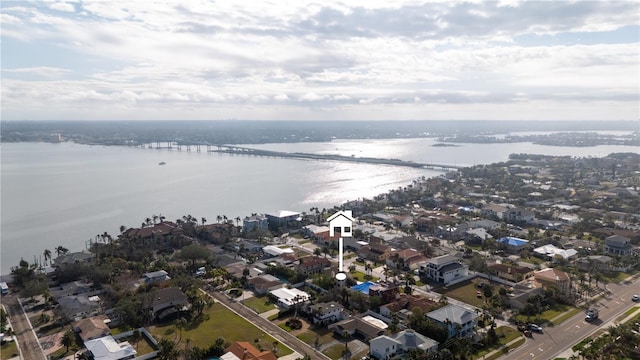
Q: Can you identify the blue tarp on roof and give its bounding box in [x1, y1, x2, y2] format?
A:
[498, 237, 529, 247]
[351, 281, 378, 294]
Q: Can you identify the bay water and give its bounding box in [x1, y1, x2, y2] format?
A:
[1, 138, 636, 274]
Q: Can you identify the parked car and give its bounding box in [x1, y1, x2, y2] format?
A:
[632, 294, 639, 302]
[529, 323, 543, 332]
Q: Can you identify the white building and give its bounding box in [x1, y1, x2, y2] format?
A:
[420, 254, 468, 285]
[269, 288, 310, 309]
[369, 330, 438, 360]
[84, 336, 136, 360]
[426, 304, 477, 338]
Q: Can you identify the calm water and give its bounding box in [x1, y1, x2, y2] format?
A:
[1, 139, 636, 274]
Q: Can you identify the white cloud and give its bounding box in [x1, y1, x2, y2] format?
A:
[49, 2, 75, 13]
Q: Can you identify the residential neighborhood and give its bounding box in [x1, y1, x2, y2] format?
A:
[2, 152, 640, 360]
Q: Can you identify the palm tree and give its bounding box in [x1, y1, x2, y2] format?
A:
[60, 329, 75, 352]
[216, 215, 222, 224]
[131, 329, 142, 352]
[235, 216, 241, 227]
[153, 214, 159, 224]
[43, 249, 52, 266]
[119, 225, 127, 234]
[174, 317, 186, 342]
[158, 338, 181, 360]
[201, 217, 207, 226]
[55, 245, 68, 257]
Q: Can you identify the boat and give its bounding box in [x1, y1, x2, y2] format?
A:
[158, 161, 166, 165]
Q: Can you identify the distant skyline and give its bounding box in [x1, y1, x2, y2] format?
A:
[1, 1, 639, 121]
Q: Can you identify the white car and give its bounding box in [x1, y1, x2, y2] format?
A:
[529, 323, 543, 332]
[632, 294, 640, 302]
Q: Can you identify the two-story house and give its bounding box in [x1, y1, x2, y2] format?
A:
[604, 235, 635, 256]
[306, 301, 346, 325]
[358, 241, 392, 263]
[534, 268, 570, 295]
[426, 304, 477, 338]
[420, 254, 468, 285]
[242, 214, 268, 233]
[146, 287, 190, 321]
[487, 263, 534, 283]
[504, 207, 535, 223]
[295, 256, 331, 275]
[386, 248, 427, 271]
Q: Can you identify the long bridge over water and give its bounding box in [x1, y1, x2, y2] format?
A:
[137, 141, 463, 171]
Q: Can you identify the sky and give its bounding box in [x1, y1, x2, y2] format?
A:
[1, 0, 639, 121]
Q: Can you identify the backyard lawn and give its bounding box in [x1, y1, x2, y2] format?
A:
[349, 271, 377, 282]
[1, 340, 19, 360]
[242, 296, 276, 313]
[148, 303, 292, 356]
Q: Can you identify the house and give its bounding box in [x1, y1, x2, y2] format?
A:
[508, 281, 544, 310]
[575, 255, 613, 272]
[386, 249, 427, 270]
[487, 263, 534, 283]
[242, 214, 268, 233]
[248, 274, 284, 295]
[504, 207, 535, 223]
[266, 210, 301, 228]
[302, 225, 334, 246]
[50, 280, 94, 299]
[73, 315, 111, 342]
[379, 294, 438, 320]
[225, 341, 277, 360]
[370, 329, 439, 360]
[57, 295, 101, 321]
[269, 288, 310, 309]
[534, 268, 570, 295]
[420, 254, 468, 285]
[53, 251, 95, 266]
[368, 283, 401, 304]
[329, 316, 387, 341]
[497, 237, 530, 254]
[84, 336, 136, 360]
[604, 235, 635, 256]
[295, 256, 331, 275]
[307, 301, 346, 325]
[463, 228, 493, 244]
[426, 304, 478, 338]
[533, 244, 578, 261]
[358, 241, 392, 263]
[146, 287, 190, 321]
[482, 204, 509, 219]
[122, 221, 183, 240]
[142, 270, 170, 284]
[328, 210, 355, 237]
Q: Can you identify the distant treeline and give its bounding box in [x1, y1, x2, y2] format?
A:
[1, 120, 637, 145]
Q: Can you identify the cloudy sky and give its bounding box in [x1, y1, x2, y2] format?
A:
[1, 1, 639, 121]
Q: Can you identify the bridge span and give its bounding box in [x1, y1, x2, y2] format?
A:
[137, 142, 463, 171]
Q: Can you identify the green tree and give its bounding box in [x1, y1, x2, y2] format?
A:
[43, 249, 52, 266]
[158, 337, 181, 360]
[60, 329, 76, 353]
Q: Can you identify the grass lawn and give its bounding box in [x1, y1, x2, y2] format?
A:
[350, 271, 377, 282]
[242, 296, 276, 313]
[48, 347, 76, 360]
[297, 328, 335, 348]
[122, 334, 157, 355]
[148, 303, 292, 356]
[513, 304, 578, 324]
[323, 343, 347, 360]
[520, 257, 545, 265]
[618, 306, 640, 321]
[439, 279, 485, 307]
[602, 271, 630, 284]
[1, 340, 19, 360]
[551, 307, 582, 325]
[472, 327, 521, 359]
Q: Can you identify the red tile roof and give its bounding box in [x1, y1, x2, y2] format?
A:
[225, 342, 277, 360]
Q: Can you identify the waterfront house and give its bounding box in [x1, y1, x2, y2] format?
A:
[266, 210, 301, 229]
[53, 251, 95, 266]
[122, 221, 182, 240]
[369, 329, 438, 360]
[242, 214, 268, 233]
[426, 304, 477, 338]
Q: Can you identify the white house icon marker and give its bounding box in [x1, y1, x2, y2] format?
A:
[327, 210, 354, 280]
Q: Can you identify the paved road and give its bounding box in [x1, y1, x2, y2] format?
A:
[504, 276, 640, 360]
[207, 290, 332, 360]
[3, 294, 46, 360]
